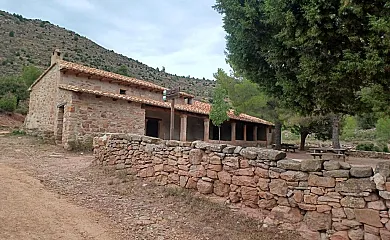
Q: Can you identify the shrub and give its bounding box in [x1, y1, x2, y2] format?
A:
[9, 31, 15, 37]
[376, 117, 390, 142]
[11, 129, 26, 135]
[384, 145, 389, 153]
[356, 143, 375, 151]
[0, 93, 17, 112]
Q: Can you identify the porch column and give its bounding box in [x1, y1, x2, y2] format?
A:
[253, 125, 258, 142]
[231, 122, 236, 143]
[243, 124, 247, 141]
[145, 118, 148, 135]
[180, 114, 187, 142]
[204, 118, 210, 141]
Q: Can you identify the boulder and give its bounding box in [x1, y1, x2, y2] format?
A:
[350, 166, 373, 178]
[197, 180, 213, 194]
[323, 170, 350, 178]
[379, 191, 390, 199]
[324, 160, 341, 170]
[354, 209, 382, 228]
[239, 148, 258, 160]
[308, 174, 336, 188]
[339, 161, 351, 170]
[277, 159, 301, 171]
[217, 171, 232, 184]
[269, 179, 288, 196]
[373, 173, 386, 190]
[340, 196, 366, 208]
[375, 162, 390, 178]
[222, 145, 236, 154]
[300, 159, 323, 172]
[213, 180, 230, 197]
[335, 178, 376, 193]
[304, 211, 332, 231]
[189, 149, 203, 165]
[269, 206, 303, 223]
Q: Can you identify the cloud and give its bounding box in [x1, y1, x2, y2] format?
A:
[0, 0, 231, 79]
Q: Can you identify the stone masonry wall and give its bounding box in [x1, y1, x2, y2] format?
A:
[94, 134, 390, 240]
[25, 64, 60, 140]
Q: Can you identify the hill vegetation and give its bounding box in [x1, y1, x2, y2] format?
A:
[0, 10, 215, 101]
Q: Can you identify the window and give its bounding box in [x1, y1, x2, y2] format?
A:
[119, 89, 126, 95]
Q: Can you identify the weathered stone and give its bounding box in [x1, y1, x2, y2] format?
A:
[355, 209, 382, 227]
[364, 224, 380, 235]
[222, 145, 236, 154]
[189, 149, 203, 165]
[231, 175, 256, 187]
[298, 223, 321, 240]
[324, 160, 341, 170]
[339, 161, 351, 170]
[239, 148, 258, 160]
[341, 219, 362, 228]
[368, 200, 387, 211]
[379, 191, 390, 200]
[344, 208, 355, 219]
[311, 187, 325, 195]
[222, 157, 239, 169]
[213, 180, 230, 197]
[380, 229, 390, 240]
[350, 166, 373, 178]
[209, 155, 221, 165]
[280, 171, 309, 181]
[304, 211, 332, 231]
[300, 159, 323, 172]
[188, 165, 206, 178]
[217, 171, 231, 184]
[207, 164, 222, 172]
[375, 162, 390, 178]
[258, 199, 277, 209]
[277, 159, 301, 171]
[373, 173, 386, 191]
[179, 176, 188, 187]
[234, 168, 254, 176]
[297, 203, 317, 211]
[332, 207, 346, 218]
[269, 179, 288, 196]
[139, 167, 154, 178]
[335, 178, 376, 193]
[269, 206, 303, 223]
[241, 186, 258, 206]
[323, 170, 350, 178]
[340, 196, 366, 208]
[365, 193, 380, 202]
[257, 177, 269, 191]
[317, 205, 331, 213]
[364, 233, 380, 240]
[348, 228, 364, 240]
[206, 170, 218, 179]
[308, 174, 336, 188]
[197, 180, 213, 194]
[303, 194, 318, 204]
[229, 192, 240, 203]
[185, 177, 197, 189]
[257, 148, 286, 161]
[166, 140, 180, 147]
[258, 191, 274, 200]
[330, 231, 349, 240]
[254, 167, 268, 178]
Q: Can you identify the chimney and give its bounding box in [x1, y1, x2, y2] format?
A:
[51, 49, 63, 65]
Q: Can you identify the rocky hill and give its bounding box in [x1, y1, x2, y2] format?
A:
[0, 11, 215, 101]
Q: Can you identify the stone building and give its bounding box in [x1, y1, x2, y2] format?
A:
[25, 50, 274, 149]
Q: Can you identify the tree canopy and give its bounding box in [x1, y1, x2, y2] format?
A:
[214, 0, 390, 116]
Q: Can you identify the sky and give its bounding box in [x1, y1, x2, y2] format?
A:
[0, 0, 231, 79]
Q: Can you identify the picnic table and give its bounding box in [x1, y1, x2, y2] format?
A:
[272, 143, 299, 152]
[308, 147, 348, 161]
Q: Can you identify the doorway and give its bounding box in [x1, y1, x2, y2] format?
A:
[146, 118, 159, 138]
[56, 105, 65, 143]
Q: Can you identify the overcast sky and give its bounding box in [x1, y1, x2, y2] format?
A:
[0, 0, 230, 79]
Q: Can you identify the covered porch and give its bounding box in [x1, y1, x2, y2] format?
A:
[143, 105, 273, 147]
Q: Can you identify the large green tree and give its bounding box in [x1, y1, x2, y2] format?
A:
[214, 0, 390, 148]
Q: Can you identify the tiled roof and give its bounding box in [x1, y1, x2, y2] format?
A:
[59, 61, 194, 98]
[58, 84, 273, 126]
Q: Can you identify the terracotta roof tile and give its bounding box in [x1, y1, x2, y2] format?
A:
[59, 60, 194, 98]
[58, 84, 273, 126]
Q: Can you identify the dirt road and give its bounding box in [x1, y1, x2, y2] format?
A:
[0, 135, 300, 240]
[0, 164, 121, 240]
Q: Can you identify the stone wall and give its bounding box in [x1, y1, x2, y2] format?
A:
[25, 64, 60, 140]
[94, 134, 390, 240]
[65, 94, 145, 149]
[349, 151, 390, 160]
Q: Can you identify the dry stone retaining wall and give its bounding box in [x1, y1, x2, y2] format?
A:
[93, 134, 390, 240]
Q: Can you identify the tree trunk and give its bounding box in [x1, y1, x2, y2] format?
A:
[300, 131, 309, 151]
[274, 121, 282, 150]
[332, 115, 341, 149]
[218, 126, 221, 143]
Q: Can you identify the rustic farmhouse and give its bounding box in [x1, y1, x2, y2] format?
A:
[24, 50, 274, 149]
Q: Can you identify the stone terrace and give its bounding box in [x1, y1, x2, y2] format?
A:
[94, 134, 390, 240]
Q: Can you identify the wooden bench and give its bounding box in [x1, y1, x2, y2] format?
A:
[273, 143, 299, 152]
[308, 152, 347, 161]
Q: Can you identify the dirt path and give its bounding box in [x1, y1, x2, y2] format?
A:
[0, 135, 300, 240]
[0, 164, 121, 240]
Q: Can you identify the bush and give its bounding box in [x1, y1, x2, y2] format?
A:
[11, 129, 26, 135]
[376, 117, 390, 142]
[9, 31, 14, 37]
[356, 142, 375, 151]
[0, 93, 17, 112]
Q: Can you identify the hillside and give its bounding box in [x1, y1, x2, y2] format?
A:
[0, 11, 216, 101]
